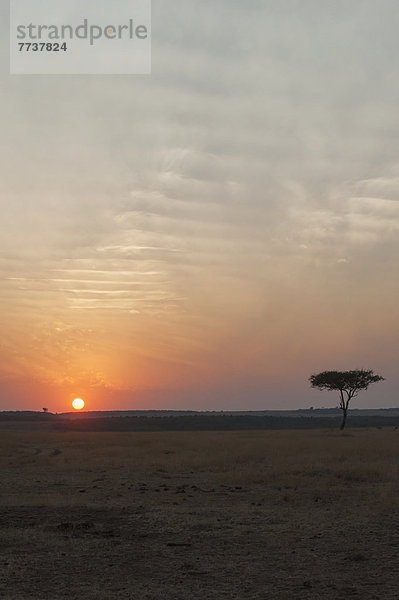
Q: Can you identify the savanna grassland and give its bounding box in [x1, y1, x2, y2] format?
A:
[0, 429, 398, 599]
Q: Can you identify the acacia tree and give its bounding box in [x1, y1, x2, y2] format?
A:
[309, 369, 384, 430]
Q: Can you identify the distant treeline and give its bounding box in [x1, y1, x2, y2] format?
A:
[1, 411, 399, 431]
[0, 411, 58, 421]
[53, 414, 399, 432]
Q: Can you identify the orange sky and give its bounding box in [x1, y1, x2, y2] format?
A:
[0, 2, 398, 411]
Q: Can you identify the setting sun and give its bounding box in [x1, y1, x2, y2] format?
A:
[72, 398, 85, 410]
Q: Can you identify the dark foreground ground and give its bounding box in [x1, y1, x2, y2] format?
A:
[0, 429, 398, 599]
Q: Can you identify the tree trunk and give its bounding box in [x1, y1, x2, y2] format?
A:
[340, 407, 347, 430]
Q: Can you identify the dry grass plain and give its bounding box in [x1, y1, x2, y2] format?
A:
[0, 428, 398, 599]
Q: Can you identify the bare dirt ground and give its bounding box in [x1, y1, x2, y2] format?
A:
[0, 429, 398, 599]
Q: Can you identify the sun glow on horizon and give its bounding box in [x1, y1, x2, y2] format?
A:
[72, 398, 85, 410]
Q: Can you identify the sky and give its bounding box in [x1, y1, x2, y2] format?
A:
[0, 0, 398, 412]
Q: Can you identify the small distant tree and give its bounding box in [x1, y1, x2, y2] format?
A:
[309, 369, 384, 430]
[42, 407, 48, 413]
